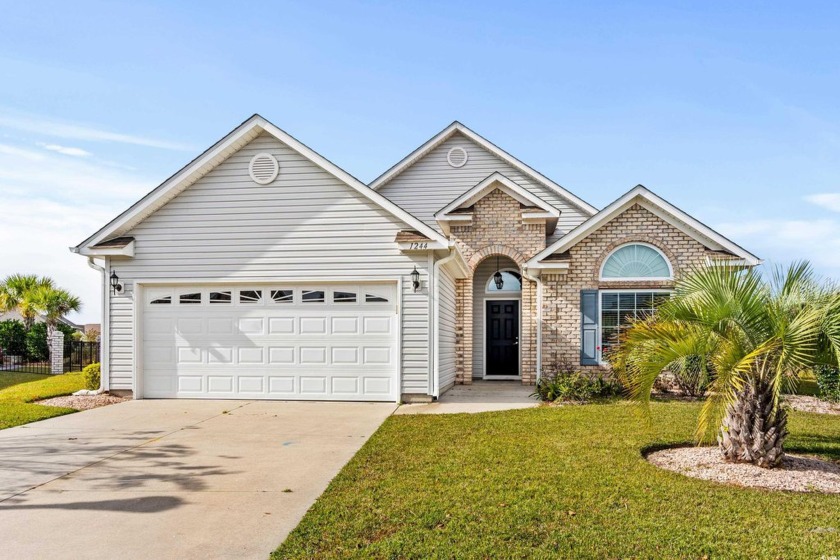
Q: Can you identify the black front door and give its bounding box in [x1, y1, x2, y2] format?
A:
[486, 300, 519, 376]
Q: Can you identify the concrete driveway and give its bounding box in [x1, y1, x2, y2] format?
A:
[0, 399, 396, 559]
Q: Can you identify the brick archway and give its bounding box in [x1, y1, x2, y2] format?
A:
[456, 245, 537, 386]
[468, 244, 528, 270]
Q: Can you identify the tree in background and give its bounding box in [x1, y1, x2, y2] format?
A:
[30, 286, 82, 341]
[0, 274, 55, 329]
[0, 319, 27, 356]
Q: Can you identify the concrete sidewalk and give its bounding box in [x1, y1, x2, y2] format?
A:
[0, 399, 395, 559]
[396, 380, 537, 415]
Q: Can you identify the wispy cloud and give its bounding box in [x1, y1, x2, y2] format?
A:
[38, 142, 91, 157]
[0, 109, 194, 151]
[805, 193, 840, 213]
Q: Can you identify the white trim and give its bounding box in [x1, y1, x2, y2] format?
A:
[482, 298, 522, 379]
[435, 172, 559, 220]
[528, 185, 761, 267]
[132, 276, 403, 403]
[369, 121, 598, 216]
[432, 249, 459, 397]
[79, 239, 135, 257]
[599, 242, 674, 281]
[597, 288, 673, 364]
[73, 114, 447, 252]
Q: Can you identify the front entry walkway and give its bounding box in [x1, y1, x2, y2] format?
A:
[0, 399, 396, 559]
[395, 380, 537, 415]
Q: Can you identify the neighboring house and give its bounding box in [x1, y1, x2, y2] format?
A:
[71, 115, 759, 402]
[0, 309, 83, 332]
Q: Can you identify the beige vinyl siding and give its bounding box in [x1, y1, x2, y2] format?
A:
[107, 132, 431, 395]
[437, 266, 457, 394]
[376, 132, 589, 243]
[472, 257, 520, 379]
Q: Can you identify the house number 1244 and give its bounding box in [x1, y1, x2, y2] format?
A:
[409, 242, 428, 250]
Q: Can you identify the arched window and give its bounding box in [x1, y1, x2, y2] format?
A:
[600, 243, 672, 280]
[486, 270, 522, 293]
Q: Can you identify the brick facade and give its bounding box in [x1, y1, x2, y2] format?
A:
[451, 194, 715, 386]
[540, 203, 710, 374]
[451, 187, 546, 385]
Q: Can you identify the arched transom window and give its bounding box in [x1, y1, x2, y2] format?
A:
[486, 270, 522, 293]
[600, 243, 672, 280]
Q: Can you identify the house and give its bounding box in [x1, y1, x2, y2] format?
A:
[0, 310, 83, 333]
[71, 115, 759, 402]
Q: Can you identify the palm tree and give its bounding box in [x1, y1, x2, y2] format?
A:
[0, 274, 55, 329]
[31, 286, 82, 341]
[612, 261, 840, 468]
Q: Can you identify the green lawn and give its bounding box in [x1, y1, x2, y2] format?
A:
[274, 402, 840, 559]
[0, 371, 85, 429]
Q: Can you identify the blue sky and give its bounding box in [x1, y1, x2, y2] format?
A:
[2, 1, 840, 322]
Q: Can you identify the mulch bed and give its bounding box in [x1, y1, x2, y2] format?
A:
[647, 446, 840, 493]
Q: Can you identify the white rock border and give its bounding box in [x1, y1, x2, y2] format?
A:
[647, 446, 840, 493]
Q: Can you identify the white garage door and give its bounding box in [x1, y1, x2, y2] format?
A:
[141, 284, 398, 401]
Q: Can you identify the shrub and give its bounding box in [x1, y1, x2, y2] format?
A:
[0, 319, 27, 356]
[814, 364, 840, 403]
[82, 362, 101, 391]
[24, 322, 77, 361]
[532, 365, 622, 403]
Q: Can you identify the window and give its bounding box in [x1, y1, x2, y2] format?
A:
[485, 270, 522, 293]
[334, 291, 357, 303]
[302, 290, 325, 303]
[271, 289, 294, 303]
[179, 292, 201, 304]
[601, 243, 672, 280]
[209, 291, 232, 304]
[150, 296, 171, 304]
[239, 290, 262, 304]
[600, 291, 670, 357]
[365, 294, 389, 303]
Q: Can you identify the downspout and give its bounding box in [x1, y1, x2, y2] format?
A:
[432, 244, 459, 398]
[86, 257, 107, 394]
[521, 267, 542, 382]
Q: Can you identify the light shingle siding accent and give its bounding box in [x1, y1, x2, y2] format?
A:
[451, 188, 545, 385]
[540, 203, 710, 373]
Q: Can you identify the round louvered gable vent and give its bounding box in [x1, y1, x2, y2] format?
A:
[249, 153, 279, 184]
[447, 146, 469, 168]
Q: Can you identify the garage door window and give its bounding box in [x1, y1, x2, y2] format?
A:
[151, 295, 171, 304]
[209, 291, 232, 304]
[333, 291, 356, 303]
[180, 292, 201, 304]
[365, 294, 388, 303]
[271, 289, 294, 303]
[239, 290, 262, 304]
[302, 290, 325, 303]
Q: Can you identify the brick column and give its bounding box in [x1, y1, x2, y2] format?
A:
[49, 330, 64, 375]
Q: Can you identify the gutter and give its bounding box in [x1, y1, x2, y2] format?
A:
[521, 267, 542, 382]
[431, 245, 460, 398]
[86, 257, 109, 392]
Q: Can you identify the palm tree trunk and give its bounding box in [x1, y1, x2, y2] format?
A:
[718, 379, 788, 468]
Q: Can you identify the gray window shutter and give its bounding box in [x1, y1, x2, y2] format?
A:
[580, 290, 599, 365]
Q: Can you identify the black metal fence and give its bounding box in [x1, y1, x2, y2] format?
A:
[0, 354, 51, 375]
[64, 341, 100, 373]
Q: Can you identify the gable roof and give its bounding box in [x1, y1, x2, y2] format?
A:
[72, 114, 448, 252]
[369, 121, 598, 216]
[527, 185, 761, 267]
[433, 172, 559, 236]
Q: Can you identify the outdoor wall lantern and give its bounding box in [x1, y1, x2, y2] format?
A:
[411, 266, 421, 292]
[110, 270, 123, 295]
[493, 255, 504, 290]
